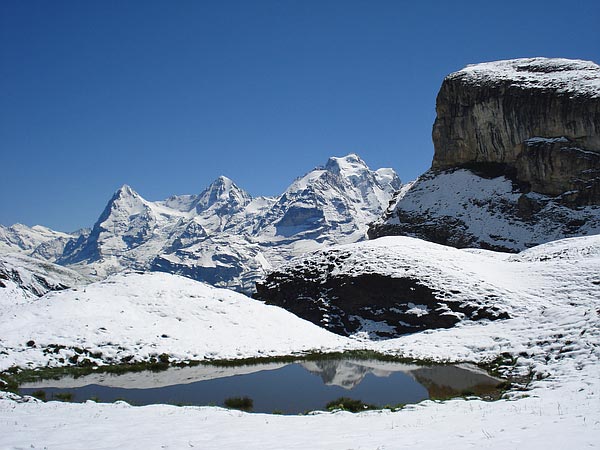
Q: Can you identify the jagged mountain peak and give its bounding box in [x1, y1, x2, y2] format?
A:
[203, 175, 239, 197]
[324, 154, 401, 193]
[192, 175, 252, 214]
[106, 184, 148, 215]
[49, 153, 402, 292]
[109, 184, 146, 205]
[324, 153, 367, 173]
[116, 183, 136, 195]
[213, 174, 233, 185]
[286, 154, 400, 195]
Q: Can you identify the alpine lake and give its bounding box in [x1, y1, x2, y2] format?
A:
[16, 353, 508, 414]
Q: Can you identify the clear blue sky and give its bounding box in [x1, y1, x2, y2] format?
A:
[1, 0, 599, 232]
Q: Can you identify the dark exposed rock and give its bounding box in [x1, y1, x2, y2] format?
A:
[254, 245, 509, 339]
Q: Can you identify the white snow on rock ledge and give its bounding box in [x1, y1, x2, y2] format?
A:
[449, 57, 600, 98]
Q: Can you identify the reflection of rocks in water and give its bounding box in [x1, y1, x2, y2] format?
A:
[301, 360, 394, 389]
[410, 365, 502, 399]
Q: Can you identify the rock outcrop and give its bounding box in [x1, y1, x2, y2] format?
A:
[432, 58, 600, 205]
[254, 237, 511, 338]
[370, 58, 600, 251]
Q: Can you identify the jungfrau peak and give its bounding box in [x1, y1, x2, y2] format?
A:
[259, 153, 401, 244]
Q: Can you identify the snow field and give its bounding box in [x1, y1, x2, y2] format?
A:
[0, 234, 599, 448]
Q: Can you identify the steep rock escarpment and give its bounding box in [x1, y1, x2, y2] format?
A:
[370, 58, 600, 251]
[432, 58, 600, 203]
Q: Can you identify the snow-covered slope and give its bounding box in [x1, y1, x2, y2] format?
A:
[0, 253, 89, 306]
[0, 224, 81, 261]
[1, 234, 599, 449]
[57, 154, 400, 291]
[0, 272, 353, 371]
[451, 57, 600, 98]
[370, 169, 600, 251]
[256, 233, 600, 337]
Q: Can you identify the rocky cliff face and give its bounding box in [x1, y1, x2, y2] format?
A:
[370, 58, 600, 251]
[432, 58, 600, 204]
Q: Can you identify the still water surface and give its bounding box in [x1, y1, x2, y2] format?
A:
[20, 358, 501, 414]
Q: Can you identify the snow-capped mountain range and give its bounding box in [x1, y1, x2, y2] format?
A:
[1, 154, 401, 293]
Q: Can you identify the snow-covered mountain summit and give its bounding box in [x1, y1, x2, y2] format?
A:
[4, 154, 399, 292]
[255, 153, 400, 243]
[160, 176, 252, 219]
[151, 154, 401, 292]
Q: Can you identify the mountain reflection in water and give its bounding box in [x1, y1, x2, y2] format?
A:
[20, 358, 502, 414]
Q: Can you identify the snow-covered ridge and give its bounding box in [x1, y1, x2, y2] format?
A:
[0, 253, 89, 305]
[370, 169, 600, 252]
[0, 224, 80, 261]
[27, 154, 401, 292]
[449, 57, 600, 98]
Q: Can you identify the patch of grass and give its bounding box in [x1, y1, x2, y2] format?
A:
[326, 397, 377, 413]
[224, 396, 253, 411]
[31, 390, 46, 401]
[53, 392, 73, 402]
[0, 357, 174, 393]
[0, 373, 19, 394]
